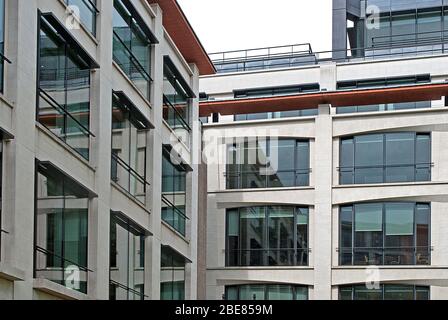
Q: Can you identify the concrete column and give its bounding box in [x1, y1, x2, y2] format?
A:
[3, 0, 40, 300]
[87, 0, 114, 300]
[185, 63, 200, 300]
[313, 104, 333, 300]
[146, 3, 164, 300]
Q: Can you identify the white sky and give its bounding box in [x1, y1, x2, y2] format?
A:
[177, 0, 333, 54]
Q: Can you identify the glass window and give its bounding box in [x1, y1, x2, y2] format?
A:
[161, 247, 186, 300]
[225, 285, 308, 300]
[340, 133, 431, 185]
[227, 138, 310, 189]
[226, 206, 309, 267]
[162, 148, 187, 236]
[385, 203, 414, 236]
[111, 92, 149, 203]
[35, 163, 91, 294]
[417, 9, 442, 40]
[109, 212, 145, 300]
[339, 202, 431, 266]
[38, 14, 93, 160]
[340, 284, 430, 300]
[113, 0, 154, 100]
[163, 61, 193, 146]
[64, 0, 98, 36]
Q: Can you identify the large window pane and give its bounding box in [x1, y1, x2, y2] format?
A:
[161, 247, 186, 300]
[341, 202, 430, 266]
[341, 133, 431, 185]
[227, 206, 309, 267]
[240, 207, 265, 266]
[35, 165, 90, 294]
[38, 15, 92, 160]
[226, 285, 308, 300]
[162, 149, 187, 236]
[340, 284, 430, 300]
[64, 0, 97, 36]
[228, 139, 310, 189]
[111, 92, 149, 203]
[113, 0, 153, 100]
[110, 213, 145, 300]
[355, 203, 383, 232]
[268, 207, 294, 266]
[385, 203, 414, 236]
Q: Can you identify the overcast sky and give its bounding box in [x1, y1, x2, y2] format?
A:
[177, 0, 333, 54]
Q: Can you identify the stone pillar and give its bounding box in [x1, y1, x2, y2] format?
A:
[313, 104, 333, 299]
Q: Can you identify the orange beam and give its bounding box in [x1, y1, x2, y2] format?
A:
[148, 0, 216, 75]
[199, 83, 448, 117]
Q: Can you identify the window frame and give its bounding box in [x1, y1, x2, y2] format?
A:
[225, 284, 309, 301]
[339, 284, 430, 300]
[109, 211, 147, 300]
[226, 138, 311, 190]
[339, 132, 432, 185]
[36, 11, 98, 161]
[161, 147, 189, 236]
[338, 202, 431, 266]
[33, 160, 94, 294]
[63, 0, 99, 37]
[225, 206, 310, 267]
[111, 91, 151, 203]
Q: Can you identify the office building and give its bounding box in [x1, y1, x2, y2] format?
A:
[199, 0, 448, 300]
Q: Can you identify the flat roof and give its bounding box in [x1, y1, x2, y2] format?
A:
[148, 0, 216, 75]
[199, 83, 448, 117]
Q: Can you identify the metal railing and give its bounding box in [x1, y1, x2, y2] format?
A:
[338, 163, 433, 184]
[161, 195, 188, 236]
[111, 153, 149, 204]
[226, 248, 311, 267]
[225, 168, 311, 189]
[338, 246, 433, 266]
[113, 32, 152, 100]
[210, 36, 448, 73]
[38, 88, 93, 160]
[34, 246, 92, 294]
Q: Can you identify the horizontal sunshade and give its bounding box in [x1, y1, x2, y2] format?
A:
[164, 56, 196, 98]
[40, 12, 99, 69]
[120, 0, 159, 44]
[37, 161, 98, 198]
[0, 126, 13, 140]
[161, 245, 192, 264]
[199, 82, 448, 117]
[111, 210, 153, 236]
[113, 90, 154, 129]
[162, 145, 192, 172]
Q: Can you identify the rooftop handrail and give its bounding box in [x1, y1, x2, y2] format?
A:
[209, 43, 313, 63]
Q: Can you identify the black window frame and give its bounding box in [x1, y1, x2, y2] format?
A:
[225, 206, 310, 267]
[111, 91, 151, 203]
[338, 202, 431, 266]
[339, 284, 430, 300]
[63, 0, 99, 37]
[109, 211, 148, 300]
[161, 146, 189, 236]
[112, 0, 157, 101]
[226, 137, 311, 190]
[339, 132, 432, 185]
[33, 160, 96, 294]
[36, 11, 98, 161]
[225, 284, 309, 300]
